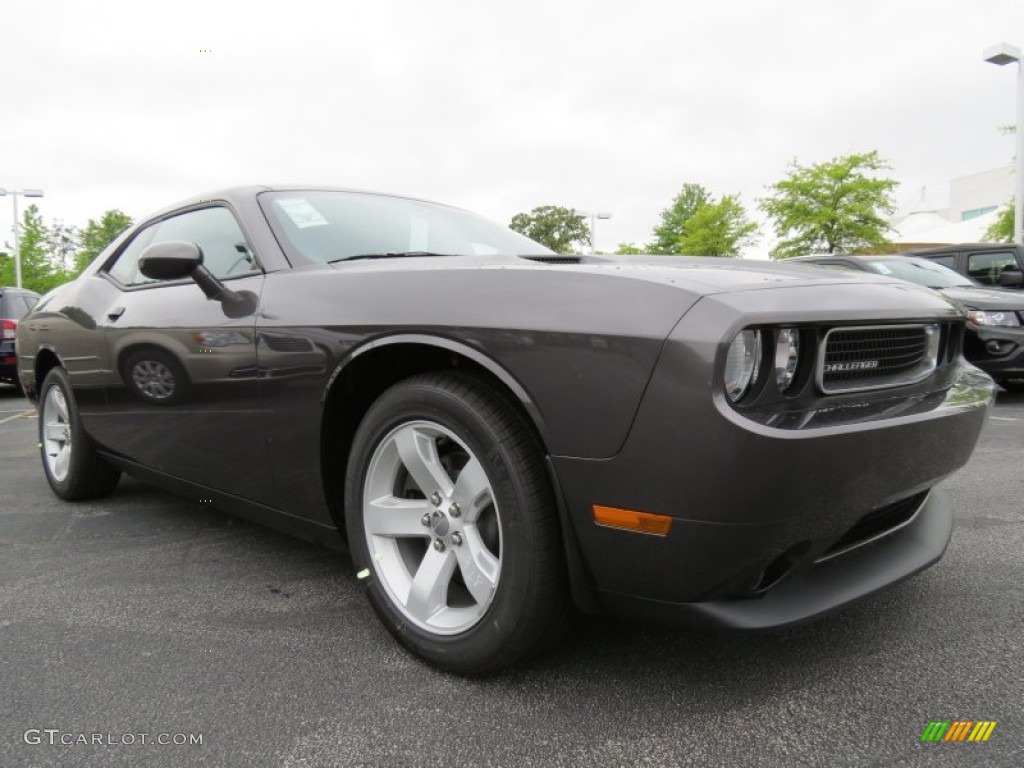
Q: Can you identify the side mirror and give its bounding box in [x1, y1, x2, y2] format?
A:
[999, 270, 1024, 288]
[138, 241, 257, 317]
[139, 241, 203, 280]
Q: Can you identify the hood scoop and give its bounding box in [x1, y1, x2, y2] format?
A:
[520, 255, 586, 265]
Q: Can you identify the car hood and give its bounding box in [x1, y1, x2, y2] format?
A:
[938, 286, 1024, 309]
[327, 253, 922, 296]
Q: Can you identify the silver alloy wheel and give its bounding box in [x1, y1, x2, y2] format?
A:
[42, 385, 72, 482]
[131, 359, 176, 400]
[363, 420, 502, 635]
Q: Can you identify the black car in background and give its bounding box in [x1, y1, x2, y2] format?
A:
[904, 243, 1024, 290]
[791, 254, 1024, 390]
[1, 286, 41, 391]
[13, 187, 994, 673]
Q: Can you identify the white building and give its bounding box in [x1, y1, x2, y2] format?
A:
[889, 165, 1014, 248]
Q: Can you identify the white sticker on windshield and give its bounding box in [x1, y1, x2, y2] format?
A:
[276, 198, 329, 229]
[874, 263, 892, 274]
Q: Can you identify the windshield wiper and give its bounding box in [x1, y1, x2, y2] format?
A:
[330, 251, 453, 263]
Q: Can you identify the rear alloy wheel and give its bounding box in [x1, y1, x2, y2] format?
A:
[345, 372, 568, 674]
[39, 367, 121, 500]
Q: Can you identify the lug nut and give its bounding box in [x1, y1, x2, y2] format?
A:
[421, 512, 432, 527]
[451, 532, 463, 546]
[449, 502, 461, 518]
[430, 491, 442, 506]
[432, 538, 446, 552]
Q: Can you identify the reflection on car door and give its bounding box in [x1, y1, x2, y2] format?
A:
[86, 207, 277, 505]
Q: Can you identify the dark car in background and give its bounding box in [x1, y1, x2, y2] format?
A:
[14, 186, 993, 673]
[792, 254, 1024, 391]
[905, 242, 1024, 290]
[1, 286, 41, 391]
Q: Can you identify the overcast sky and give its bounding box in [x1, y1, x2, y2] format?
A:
[2, 0, 1023, 257]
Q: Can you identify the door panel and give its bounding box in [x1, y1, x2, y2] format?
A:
[84, 205, 277, 505]
[87, 277, 274, 502]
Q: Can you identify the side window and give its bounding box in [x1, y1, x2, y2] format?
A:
[967, 251, 1020, 286]
[107, 207, 257, 287]
[929, 255, 956, 269]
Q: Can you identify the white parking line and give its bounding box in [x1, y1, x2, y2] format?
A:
[991, 416, 1018, 421]
[0, 410, 33, 425]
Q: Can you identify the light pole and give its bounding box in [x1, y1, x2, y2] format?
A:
[984, 43, 1024, 245]
[574, 209, 612, 255]
[0, 188, 46, 288]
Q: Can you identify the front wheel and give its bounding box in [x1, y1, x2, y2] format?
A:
[39, 367, 121, 500]
[122, 348, 190, 405]
[344, 372, 568, 674]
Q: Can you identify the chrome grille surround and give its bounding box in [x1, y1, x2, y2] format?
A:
[816, 323, 941, 394]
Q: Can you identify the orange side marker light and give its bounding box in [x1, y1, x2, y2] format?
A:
[592, 505, 673, 536]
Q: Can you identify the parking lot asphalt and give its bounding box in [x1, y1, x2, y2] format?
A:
[1, 382, 1022, 767]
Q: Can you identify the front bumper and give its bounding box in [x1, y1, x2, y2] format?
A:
[597, 490, 952, 629]
[965, 323, 1024, 379]
[552, 287, 993, 627]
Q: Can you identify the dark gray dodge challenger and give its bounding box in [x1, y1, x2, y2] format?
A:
[16, 186, 994, 673]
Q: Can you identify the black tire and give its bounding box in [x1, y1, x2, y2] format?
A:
[997, 378, 1024, 393]
[38, 367, 121, 500]
[122, 348, 190, 405]
[344, 371, 569, 674]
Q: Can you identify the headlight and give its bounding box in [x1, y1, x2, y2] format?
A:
[724, 329, 761, 402]
[967, 310, 1021, 327]
[774, 329, 800, 392]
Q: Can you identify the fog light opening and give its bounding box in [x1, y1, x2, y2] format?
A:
[986, 339, 1013, 355]
[753, 541, 810, 594]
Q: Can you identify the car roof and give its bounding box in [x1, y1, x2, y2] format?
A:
[143, 184, 470, 223]
[906, 243, 1015, 254]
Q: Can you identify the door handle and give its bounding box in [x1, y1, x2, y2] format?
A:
[107, 306, 126, 321]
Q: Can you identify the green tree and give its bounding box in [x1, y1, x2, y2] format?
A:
[983, 199, 1015, 243]
[75, 209, 133, 274]
[760, 151, 898, 259]
[48, 221, 81, 275]
[0, 205, 69, 293]
[509, 206, 590, 253]
[676, 195, 759, 256]
[615, 242, 644, 254]
[648, 183, 710, 254]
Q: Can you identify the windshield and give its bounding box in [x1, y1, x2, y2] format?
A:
[864, 258, 976, 289]
[259, 190, 553, 265]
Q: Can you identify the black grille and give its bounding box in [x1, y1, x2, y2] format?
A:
[819, 492, 927, 561]
[820, 325, 933, 392]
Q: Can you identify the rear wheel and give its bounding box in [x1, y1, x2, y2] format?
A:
[344, 372, 568, 674]
[39, 367, 121, 500]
